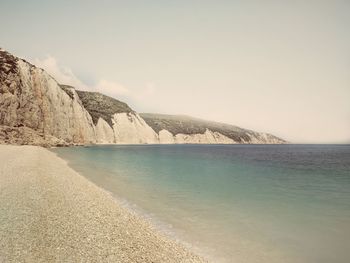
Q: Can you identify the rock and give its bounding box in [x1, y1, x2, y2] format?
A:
[0, 125, 69, 147]
[159, 129, 175, 144]
[95, 118, 115, 144]
[0, 49, 96, 146]
[0, 48, 286, 146]
[141, 113, 286, 144]
[173, 129, 234, 144]
[76, 90, 132, 127]
[112, 112, 159, 144]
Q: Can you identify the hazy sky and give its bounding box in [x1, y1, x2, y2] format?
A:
[1, 0, 349, 143]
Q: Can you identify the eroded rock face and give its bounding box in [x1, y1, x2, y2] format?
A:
[0, 48, 286, 146]
[141, 113, 286, 144]
[76, 90, 132, 127]
[158, 129, 235, 144]
[112, 112, 159, 144]
[95, 118, 115, 144]
[247, 132, 285, 144]
[0, 125, 68, 147]
[0, 49, 96, 145]
[174, 129, 234, 144]
[158, 129, 175, 144]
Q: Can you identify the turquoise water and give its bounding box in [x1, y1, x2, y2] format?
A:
[53, 145, 350, 263]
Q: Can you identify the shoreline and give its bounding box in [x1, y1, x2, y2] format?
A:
[0, 145, 206, 262]
[52, 146, 211, 261]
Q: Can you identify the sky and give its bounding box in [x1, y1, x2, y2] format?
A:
[1, 0, 349, 143]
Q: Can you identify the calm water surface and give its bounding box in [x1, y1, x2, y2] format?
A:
[53, 145, 350, 263]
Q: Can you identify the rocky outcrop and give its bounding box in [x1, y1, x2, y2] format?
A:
[112, 112, 159, 144]
[158, 128, 234, 144]
[158, 129, 175, 144]
[174, 129, 235, 144]
[0, 48, 96, 146]
[0, 125, 68, 147]
[0, 48, 286, 146]
[95, 118, 115, 144]
[141, 113, 286, 144]
[76, 90, 132, 127]
[246, 132, 285, 144]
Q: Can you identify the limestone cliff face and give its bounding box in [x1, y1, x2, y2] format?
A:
[112, 112, 159, 144]
[95, 118, 115, 144]
[0, 48, 96, 146]
[247, 132, 285, 144]
[158, 129, 175, 144]
[174, 129, 235, 144]
[141, 113, 286, 144]
[158, 129, 234, 144]
[0, 48, 286, 146]
[76, 90, 132, 127]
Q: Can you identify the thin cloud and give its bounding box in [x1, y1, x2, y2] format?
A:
[32, 56, 151, 100]
[34, 55, 89, 91]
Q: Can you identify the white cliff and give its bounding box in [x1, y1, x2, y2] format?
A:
[0, 49, 96, 146]
[174, 129, 234, 144]
[95, 118, 115, 144]
[95, 115, 236, 145]
[158, 129, 175, 144]
[247, 132, 284, 144]
[112, 112, 159, 144]
[0, 49, 286, 146]
[141, 113, 286, 145]
[158, 128, 235, 144]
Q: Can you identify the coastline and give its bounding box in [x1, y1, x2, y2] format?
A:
[0, 145, 206, 262]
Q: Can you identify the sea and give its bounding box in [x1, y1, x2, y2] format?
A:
[52, 144, 350, 263]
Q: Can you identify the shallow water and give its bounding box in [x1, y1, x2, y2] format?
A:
[53, 144, 350, 263]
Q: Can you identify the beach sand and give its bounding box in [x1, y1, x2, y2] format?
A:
[0, 145, 206, 262]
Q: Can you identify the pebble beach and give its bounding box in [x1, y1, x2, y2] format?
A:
[0, 145, 206, 262]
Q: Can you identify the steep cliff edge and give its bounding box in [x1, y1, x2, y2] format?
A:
[75, 90, 159, 144]
[0, 48, 285, 146]
[0, 48, 96, 146]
